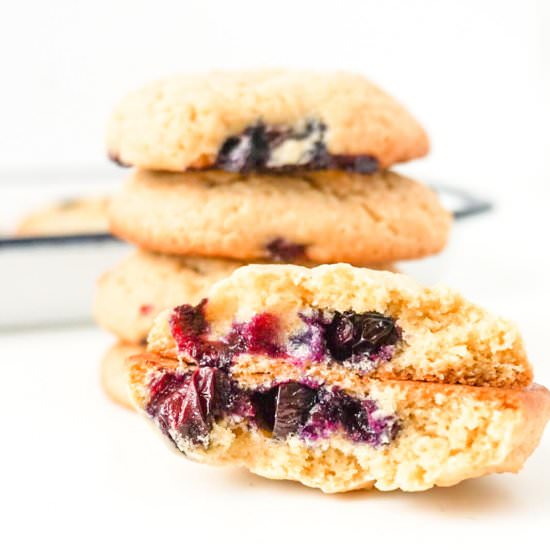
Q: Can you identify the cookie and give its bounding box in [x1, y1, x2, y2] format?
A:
[107, 70, 429, 173]
[16, 196, 110, 236]
[100, 342, 145, 409]
[148, 264, 532, 388]
[94, 250, 396, 343]
[94, 250, 245, 344]
[109, 170, 451, 264]
[127, 265, 547, 492]
[128, 356, 550, 493]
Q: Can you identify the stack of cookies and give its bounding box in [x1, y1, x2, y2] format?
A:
[95, 70, 452, 409]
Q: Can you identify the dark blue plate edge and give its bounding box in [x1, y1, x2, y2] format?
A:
[0, 186, 492, 249]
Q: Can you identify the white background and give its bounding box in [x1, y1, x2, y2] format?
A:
[0, 0, 549, 191]
[1, 1, 549, 548]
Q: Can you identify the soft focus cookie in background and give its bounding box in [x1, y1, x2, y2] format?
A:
[100, 342, 145, 409]
[16, 196, 110, 236]
[109, 170, 451, 265]
[107, 70, 429, 173]
[127, 264, 549, 493]
[94, 250, 245, 344]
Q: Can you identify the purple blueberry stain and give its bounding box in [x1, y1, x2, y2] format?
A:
[330, 154, 379, 173]
[288, 311, 330, 363]
[139, 304, 154, 316]
[265, 238, 307, 262]
[225, 312, 284, 357]
[169, 301, 284, 370]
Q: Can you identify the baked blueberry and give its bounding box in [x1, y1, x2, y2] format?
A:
[265, 238, 307, 261]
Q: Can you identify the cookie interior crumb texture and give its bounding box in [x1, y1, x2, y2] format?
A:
[147, 264, 532, 388]
[124, 264, 549, 493]
[106, 70, 429, 172]
[128, 354, 550, 493]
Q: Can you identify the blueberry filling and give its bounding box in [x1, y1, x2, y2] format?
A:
[146, 367, 251, 446]
[322, 311, 401, 362]
[158, 303, 402, 449]
[169, 301, 284, 370]
[214, 120, 379, 173]
[290, 310, 401, 367]
[330, 154, 379, 173]
[265, 238, 307, 261]
[169, 301, 401, 370]
[146, 370, 399, 448]
[255, 383, 319, 439]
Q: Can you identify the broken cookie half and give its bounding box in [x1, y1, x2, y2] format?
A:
[127, 264, 550, 493]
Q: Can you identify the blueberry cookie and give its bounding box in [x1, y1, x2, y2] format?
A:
[16, 196, 110, 236]
[100, 342, 145, 409]
[107, 70, 429, 173]
[127, 265, 548, 492]
[109, 170, 451, 264]
[94, 250, 396, 343]
[147, 264, 531, 388]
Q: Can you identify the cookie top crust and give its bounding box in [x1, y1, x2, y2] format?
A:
[106, 70, 429, 172]
[146, 263, 532, 389]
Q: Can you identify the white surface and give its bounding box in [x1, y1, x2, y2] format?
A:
[0, 238, 130, 327]
[1, 196, 550, 549]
